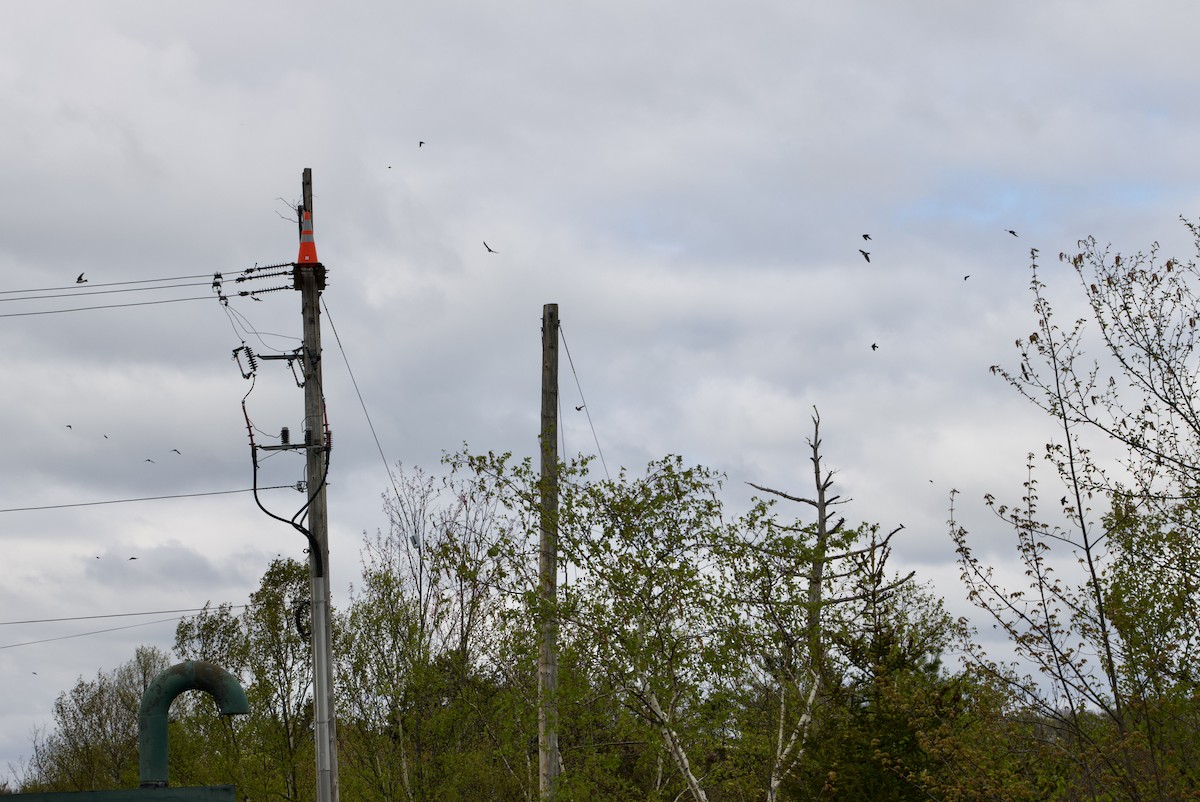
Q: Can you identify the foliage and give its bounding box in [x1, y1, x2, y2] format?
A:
[23, 645, 171, 792]
[955, 220, 1200, 800]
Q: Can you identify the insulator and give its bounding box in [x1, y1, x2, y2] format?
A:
[246, 347, 259, 372]
[280, 426, 290, 445]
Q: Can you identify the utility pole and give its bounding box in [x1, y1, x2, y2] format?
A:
[538, 303, 561, 801]
[296, 168, 339, 802]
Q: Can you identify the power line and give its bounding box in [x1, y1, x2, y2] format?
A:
[560, 324, 610, 481]
[0, 615, 188, 650]
[0, 274, 217, 296]
[0, 485, 297, 514]
[0, 295, 213, 318]
[0, 281, 213, 303]
[321, 297, 403, 504]
[0, 606, 248, 627]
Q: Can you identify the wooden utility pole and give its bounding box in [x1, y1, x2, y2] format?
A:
[296, 168, 339, 802]
[538, 303, 561, 801]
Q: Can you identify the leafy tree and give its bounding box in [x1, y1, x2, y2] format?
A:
[956, 222, 1200, 800]
[740, 411, 921, 802]
[560, 456, 748, 802]
[174, 558, 314, 800]
[23, 645, 171, 792]
[338, 461, 544, 802]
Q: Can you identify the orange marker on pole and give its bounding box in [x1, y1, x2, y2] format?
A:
[297, 207, 319, 264]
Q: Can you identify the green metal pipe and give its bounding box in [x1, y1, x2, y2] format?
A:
[138, 661, 249, 788]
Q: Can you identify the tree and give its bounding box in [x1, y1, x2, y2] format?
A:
[562, 456, 746, 802]
[742, 410, 916, 802]
[174, 558, 315, 800]
[23, 645, 172, 792]
[337, 463, 534, 802]
[956, 222, 1200, 800]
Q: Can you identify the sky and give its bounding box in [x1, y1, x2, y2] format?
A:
[3, 0, 1200, 783]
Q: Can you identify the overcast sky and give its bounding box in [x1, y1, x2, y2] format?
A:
[2, 0, 1199, 782]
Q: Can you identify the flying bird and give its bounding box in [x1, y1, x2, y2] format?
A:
[483, 241, 497, 253]
[859, 249, 870, 263]
[144, 458, 155, 464]
[76, 273, 86, 283]
[575, 405, 585, 411]
[871, 343, 879, 351]
[128, 556, 138, 561]
[65, 424, 72, 429]
[964, 275, 970, 281]
[171, 449, 181, 454]
[1007, 229, 1018, 237]
[419, 141, 425, 147]
[862, 234, 871, 241]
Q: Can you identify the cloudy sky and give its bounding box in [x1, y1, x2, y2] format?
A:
[2, 0, 1199, 781]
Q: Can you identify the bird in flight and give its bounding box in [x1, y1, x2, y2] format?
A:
[963, 275, 970, 281]
[144, 458, 155, 464]
[859, 249, 870, 263]
[65, 424, 72, 429]
[1006, 229, 1018, 237]
[575, 404, 585, 411]
[171, 449, 181, 454]
[871, 343, 879, 351]
[419, 141, 425, 147]
[862, 234, 871, 241]
[483, 241, 497, 253]
[76, 273, 87, 283]
[128, 556, 138, 561]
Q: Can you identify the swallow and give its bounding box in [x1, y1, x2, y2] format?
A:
[859, 250, 870, 263]
[144, 458, 155, 464]
[419, 141, 425, 147]
[76, 273, 87, 283]
[65, 424, 72, 429]
[1007, 230, 1018, 237]
[862, 234, 871, 241]
[964, 275, 970, 281]
[575, 405, 585, 411]
[128, 557, 138, 561]
[484, 241, 497, 253]
[871, 343, 879, 351]
[171, 449, 181, 454]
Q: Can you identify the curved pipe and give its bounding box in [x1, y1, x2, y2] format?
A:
[139, 661, 250, 788]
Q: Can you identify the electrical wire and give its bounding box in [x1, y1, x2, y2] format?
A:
[560, 323, 611, 481]
[0, 281, 214, 303]
[222, 303, 300, 353]
[241, 371, 330, 577]
[0, 486, 297, 515]
[0, 295, 213, 318]
[0, 615, 187, 650]
[320, 297, 404, 506]
[0, 274, 218, 295]
[0, 606, 248, 627]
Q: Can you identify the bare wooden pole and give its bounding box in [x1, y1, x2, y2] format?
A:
[538, 303, 561, 801]
[297, 168, 339, 802]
